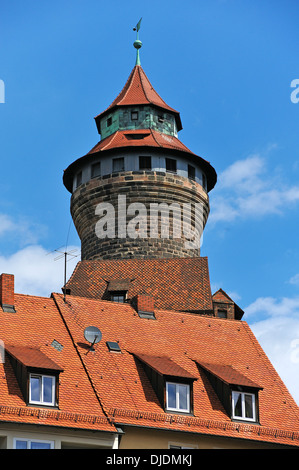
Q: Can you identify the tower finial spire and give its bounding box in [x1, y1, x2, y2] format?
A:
[133, 18, 142, 66]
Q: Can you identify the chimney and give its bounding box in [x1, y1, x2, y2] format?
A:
[132, 294, 155, 319]
[0, 273, 16, 313]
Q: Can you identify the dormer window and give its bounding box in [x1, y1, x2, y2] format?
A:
[232, 391, 256, 422]
[166, 382, 190, 413]
[196, 362, 262, 424]
[107, 117, 112, 127]
[110, 292, 126, 303]
[5, 345, 63, 408]
[131, 111, 138, 121]
[134, 354, 196, 415]
[29, 373, 56, 406]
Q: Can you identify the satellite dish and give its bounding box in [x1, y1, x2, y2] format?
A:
[84, 326, 102, 352]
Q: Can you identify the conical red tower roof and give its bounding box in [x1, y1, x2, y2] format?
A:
[95, 65, 182, 133]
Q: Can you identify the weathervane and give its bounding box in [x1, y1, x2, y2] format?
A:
[133, 18, 142, 66]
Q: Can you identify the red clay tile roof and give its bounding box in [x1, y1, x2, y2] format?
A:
[95, 65, 182, 131]
[134, 354, 197, 379]
[52, 292, 299, 447]
[1, 282, 299, 446]
[0, 293, 115, 432]
[5, 345, 63, 371]
[197, 362, 262, 389]
[65, 257, 214, 313]
[86, 129, 194, 155]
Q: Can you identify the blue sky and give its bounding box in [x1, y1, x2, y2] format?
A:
[1, 0, 299, 404]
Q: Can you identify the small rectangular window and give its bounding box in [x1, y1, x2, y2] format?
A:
[76, 171, 82, 187]
[166, 158, 177, 173]
[232, 391, 256, 421]
[107, 117, 112, 127]
[202, 173, 207, 190]
[91, 162, 101, 178]
[131, 111, 138, 120]
[188, 164, 195, 180]
[112, 157, 124, 173]
[111, 293, 126, 303]
[29, 374, 55, 406]
[14, 438, 54, 449]
[139, 156, 152, 170]
[166, 382, 190, 413]
[218, 310, 227, 319]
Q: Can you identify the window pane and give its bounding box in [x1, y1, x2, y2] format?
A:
[167, 383, 176, 409]
[30, 441, 52, 449]
[245, 394, 254, 419]
[91, 162, 101, 178]
[233, 392, 242, 417]
[15, 440, 28, 449]
[43, 376, 54, 404]
[178, 384, 189, 411]
[113, 158, 124, 172]
[166, 158, 176, 173]
[139, 156, 152, 170]
[188, 165, 195, 180]
[30, 376, 41, 402]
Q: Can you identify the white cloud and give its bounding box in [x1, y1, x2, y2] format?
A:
[0, 245, 80, 297]
[209, 153, 299, 224]
[289, 274, 299, 286]
[245, 296, 299, 405]
[0, 213, 47, 246]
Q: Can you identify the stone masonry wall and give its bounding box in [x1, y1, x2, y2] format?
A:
[71, 171, 210, 261]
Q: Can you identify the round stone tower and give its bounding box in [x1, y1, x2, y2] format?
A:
[63, 31, 217, 261]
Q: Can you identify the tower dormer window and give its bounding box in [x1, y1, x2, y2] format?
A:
[139, 156, 152, 171]
[166, 158, 177, 173]
[76, 171, 82, 188]
[91, 162, 101, 178]
[112, 157, 125, 173]
[131, 111, 138, 121]
[107, 117, 112, 127]
[188, 164, 195, 180]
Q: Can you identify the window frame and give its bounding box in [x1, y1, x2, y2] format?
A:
[110, 292, 126, 303]
[76, 171, 82, 188]
[231, 390, 256, 422]
[112, 157, 125, 173]
[139, 155, 152, 171]
[29, 373, 56, 407]
[13, 437, 54, 449]
[131, 111, 139, 121]
[166, 381, 190, 414]
[188, 164, 195, 180]
[165, 158, 177, 174]
[91, 161, 101, 179]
